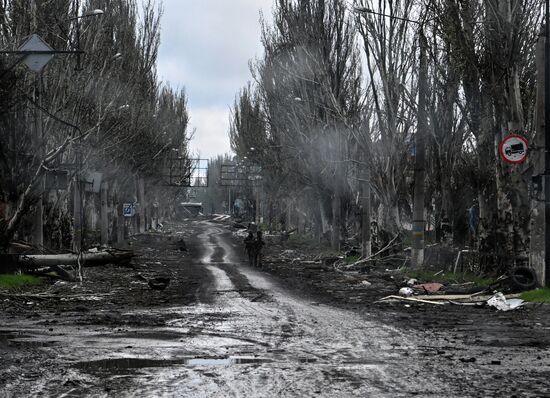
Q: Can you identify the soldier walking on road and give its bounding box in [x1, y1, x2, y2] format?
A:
[244, 231, 255, 266]
[253, 231, 265, 267]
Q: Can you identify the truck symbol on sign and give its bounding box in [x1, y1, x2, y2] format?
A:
[505, 143, 525, 156]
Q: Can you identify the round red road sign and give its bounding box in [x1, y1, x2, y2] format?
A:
[499, 134, 528, 164]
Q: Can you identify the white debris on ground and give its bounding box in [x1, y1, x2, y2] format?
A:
[212, 214, 231, 222]
[487, 292, 524, 311]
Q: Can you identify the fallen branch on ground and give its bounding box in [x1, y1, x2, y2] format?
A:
[338, 235, 401, 270]
[17, 250, 134, 269]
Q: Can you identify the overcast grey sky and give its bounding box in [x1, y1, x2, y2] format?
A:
[156, 0, 273, 159]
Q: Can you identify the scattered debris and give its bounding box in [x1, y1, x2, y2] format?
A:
[399, 287, 414, 297]
[487, 292, 524, 311]
[509, 267, 537, 291]
[344, 235, 401, 269]
[30, 264, 75, 281]
[174, 239, 187, 252]
[212, 214, 231, 222]
[413, 282, 444, 294]
[406, 278, 418, 286]
[148, 277, 170, 291]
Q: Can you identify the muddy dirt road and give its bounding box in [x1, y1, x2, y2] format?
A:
[1, 220, 550, 397]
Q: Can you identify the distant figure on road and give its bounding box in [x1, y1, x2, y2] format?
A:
[244, 231, 255, 266]
[252, 231, 265, 267]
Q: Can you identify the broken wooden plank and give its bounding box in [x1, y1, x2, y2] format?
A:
[412, 293, 521, 302]
[377, 295, 445, 305]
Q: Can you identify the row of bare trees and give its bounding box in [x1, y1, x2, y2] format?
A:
[0, 0, 191, 251]
[229, 0, 543, 271]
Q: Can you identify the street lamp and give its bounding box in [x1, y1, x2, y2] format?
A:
[68, 9, 104, 20]
[355, 7, 429, 267]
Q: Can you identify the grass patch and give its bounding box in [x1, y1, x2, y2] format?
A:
[401, 268, 495, 287]
[0, 274, 42, 288]
[287, 234, 320, 249]
[345, 255, 360, 264]
[520, 288, 550, 303]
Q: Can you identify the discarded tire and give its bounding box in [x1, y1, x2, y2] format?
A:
[510, 267, 537, 291]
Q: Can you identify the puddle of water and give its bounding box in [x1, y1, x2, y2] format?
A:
[75, 356, 272, 373]
[0, 331, 57, 348]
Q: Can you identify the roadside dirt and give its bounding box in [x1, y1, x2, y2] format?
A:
[0, 218, 549, 397]
[256, 228, 550, 397]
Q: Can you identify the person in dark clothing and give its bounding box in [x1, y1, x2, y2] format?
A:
[244, 231, 255, 266]
[253, 231, 265, 267]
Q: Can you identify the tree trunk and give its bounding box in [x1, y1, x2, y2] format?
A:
[331, 191, 341, 251]
[100, 181, 109, 245]
[137, 175, 146, 233]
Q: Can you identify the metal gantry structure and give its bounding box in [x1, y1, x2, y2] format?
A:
[220, 161, 263, 221]
[163, 156, 209, 188]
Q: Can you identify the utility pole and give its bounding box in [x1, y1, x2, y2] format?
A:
[361, 152, 371, 258]
[355, 7, 429, 266]
[32, 72, 44, 248]
[545, 0, 550, 285]
[73, 142, 83, 252]
[411, 31, 428, 267]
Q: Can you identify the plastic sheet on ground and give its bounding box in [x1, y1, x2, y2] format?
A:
[487, 292, 524, 311]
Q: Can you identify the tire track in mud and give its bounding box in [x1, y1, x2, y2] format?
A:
[199, 221, 465, 397]
[0, 223, 440, 397]
[198, 224, 299, 356]
[209, 220, 422, 396]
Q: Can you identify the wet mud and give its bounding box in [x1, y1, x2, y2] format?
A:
[0, 219, 549, 397]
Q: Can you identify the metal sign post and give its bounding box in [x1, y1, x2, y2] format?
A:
[1, 33, 87, 251]
[499, 134, 529, 165]
[14, 34, 56, 248]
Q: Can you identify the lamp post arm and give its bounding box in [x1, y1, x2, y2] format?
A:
[354, 7, 424, 25]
